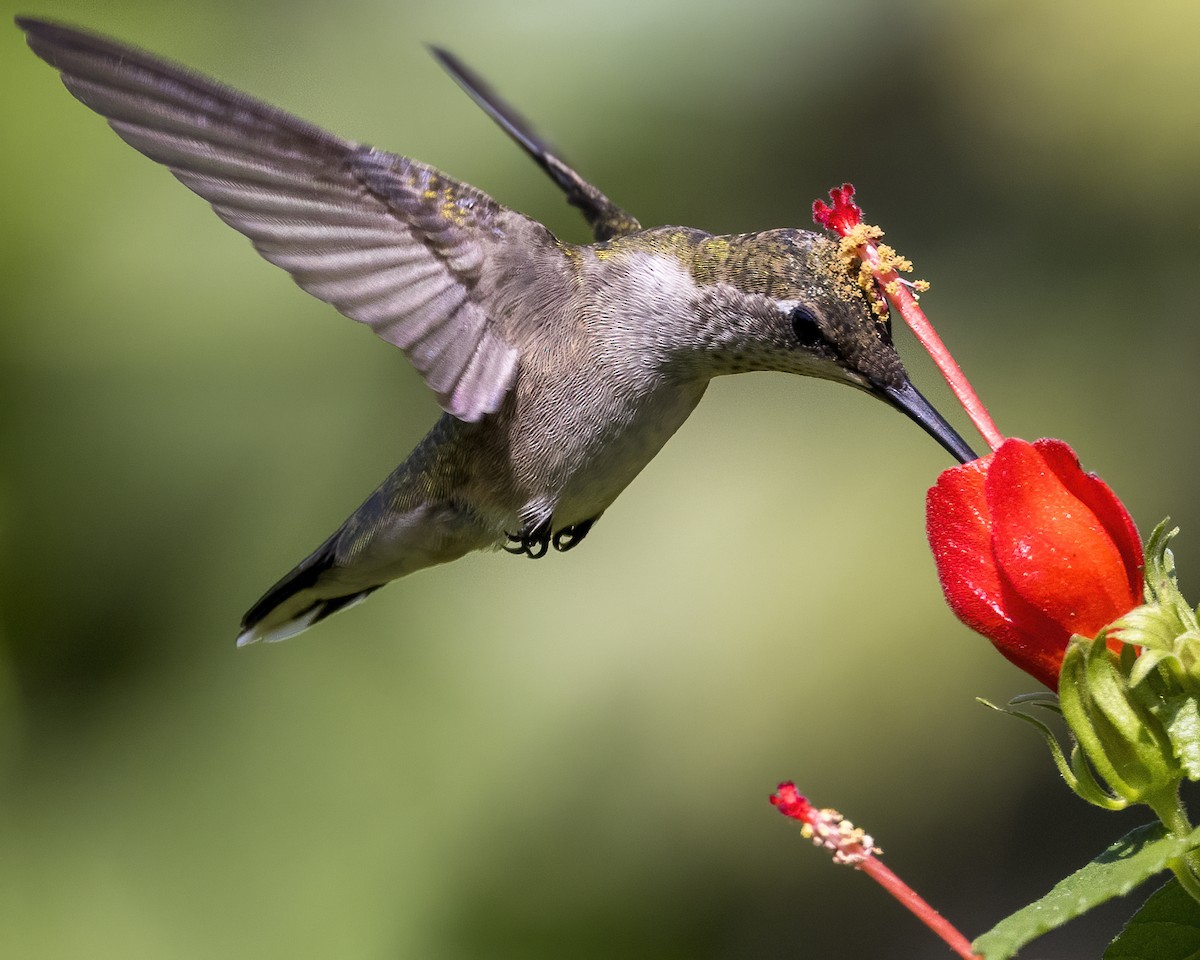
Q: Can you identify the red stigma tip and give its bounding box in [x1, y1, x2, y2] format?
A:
[812, 182, 863, 236]
[769, 782, 813, 822]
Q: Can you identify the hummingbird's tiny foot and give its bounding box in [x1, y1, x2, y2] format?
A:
[525, 537, 549, 559]
[504, 517, 552, 558]
[552, 517, 596, 552]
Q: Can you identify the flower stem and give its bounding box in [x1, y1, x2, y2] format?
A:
[1169, 858, 1200, 905]
[1146, 787, 1200, 904]
[859, 856, 982, 960]
[1146, 787, 1192, 839]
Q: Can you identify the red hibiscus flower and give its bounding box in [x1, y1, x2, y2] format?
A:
[926, 438, 1144, 688]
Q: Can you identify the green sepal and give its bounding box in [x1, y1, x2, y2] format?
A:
[978, 696, 1125, 809]
[1060, 637, 1143, 802]
[1007, 691, 1062, 713]
[1058, 633, 1181, 805]
[1116, 521, 1200, 689]
[1068, 741, 1129, 811]
[1114, 601, 1200, 688]
[1142, 522, 1195, 620]
[1106, 521, 1200, 782]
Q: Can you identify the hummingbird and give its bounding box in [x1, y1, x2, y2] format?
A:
[18, 18, 976, 646]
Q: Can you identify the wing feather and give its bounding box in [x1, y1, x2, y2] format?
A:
[451, 337, 520, 418]
[258, 246, 427, 276]
[19, 17, 547, 421]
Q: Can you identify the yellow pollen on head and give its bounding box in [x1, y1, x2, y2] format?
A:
[853, 261, 887, 315]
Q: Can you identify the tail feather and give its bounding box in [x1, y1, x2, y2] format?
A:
[236, 588, 379, 646]
[234, 445, 498, 645]
[236, 541, 380, 646]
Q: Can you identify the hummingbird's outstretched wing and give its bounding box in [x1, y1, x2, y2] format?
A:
[18, 17, 548, 423]
[429, 46, 641, 243]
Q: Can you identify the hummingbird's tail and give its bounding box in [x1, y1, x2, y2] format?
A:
[235, 473, 499, 646]
[236, 413, 500, 646]
[235, 537, 382, 646]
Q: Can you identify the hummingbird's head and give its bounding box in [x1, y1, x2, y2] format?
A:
[686, 228, 975, 463]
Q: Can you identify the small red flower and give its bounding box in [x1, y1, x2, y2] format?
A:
[812, 182, 863, 236]
[927, 438, 1143, 688]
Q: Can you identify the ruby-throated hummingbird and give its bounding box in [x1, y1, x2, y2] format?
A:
[19, 18, 976, 646]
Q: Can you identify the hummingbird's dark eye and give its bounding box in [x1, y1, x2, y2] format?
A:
[789, 305, 825, 349]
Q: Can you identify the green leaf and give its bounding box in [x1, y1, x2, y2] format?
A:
[973, 823, 1200, 960]
[1104, 878, 1200, 959]
[1162, 696, 1200, 781]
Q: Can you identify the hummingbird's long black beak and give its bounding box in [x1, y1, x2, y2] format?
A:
[875, 379, 978, 464]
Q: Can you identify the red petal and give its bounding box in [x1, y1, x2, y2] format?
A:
[926, 454, 1065, 688]
[1031, 439, 1144, 600]
[987, 439, 1140, 642]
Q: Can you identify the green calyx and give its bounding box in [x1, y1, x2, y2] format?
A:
[1058, 632, 1182, 808]
[1117, 521, 1200, 694]
[1056, 520, 1200, 806]
[1106, 521, 1200, 783]
[986, 519, 1200, 814]
[983, 519, 1200, 905]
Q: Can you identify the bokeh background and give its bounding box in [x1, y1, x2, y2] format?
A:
[2, 1, 1198, 957]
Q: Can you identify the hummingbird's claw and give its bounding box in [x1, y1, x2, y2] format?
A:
[505, 516, 596, 556]
[504, 517, 552, 558]
[552, 518, 596, 552]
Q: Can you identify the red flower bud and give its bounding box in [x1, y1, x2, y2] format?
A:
[926, 438, 1143, 688]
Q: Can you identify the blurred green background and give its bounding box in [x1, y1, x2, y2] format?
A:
[2, 0, 1198, 957]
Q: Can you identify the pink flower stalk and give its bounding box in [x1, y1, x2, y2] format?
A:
[770, 783, 981, 959]
[813, 183, 1004, 453]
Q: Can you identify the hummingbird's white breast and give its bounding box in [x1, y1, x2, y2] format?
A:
[480, 248, 712, 532]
